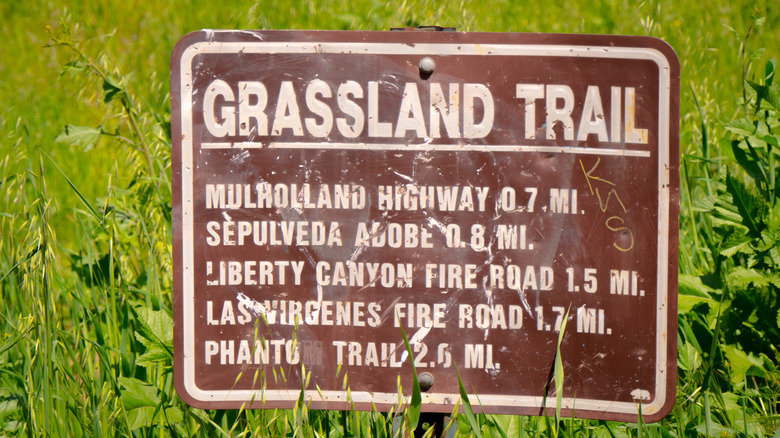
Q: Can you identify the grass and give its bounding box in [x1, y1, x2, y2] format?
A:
[1, 0, 780, 436]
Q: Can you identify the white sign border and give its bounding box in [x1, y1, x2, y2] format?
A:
[176, 36, 673, 417]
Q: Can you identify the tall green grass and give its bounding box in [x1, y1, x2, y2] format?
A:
[1, 0, 780, 436]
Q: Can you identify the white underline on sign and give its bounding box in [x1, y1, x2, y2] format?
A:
[201, 142, 263, 149]
[200, 142, 651, 157]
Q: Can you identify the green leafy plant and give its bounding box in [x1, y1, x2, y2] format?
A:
[712, 55, 780, 364]
[677, 15, 780, 435]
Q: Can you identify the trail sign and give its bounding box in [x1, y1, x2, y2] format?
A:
[171, 30, 679, 422]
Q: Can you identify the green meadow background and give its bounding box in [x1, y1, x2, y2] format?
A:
[1, 0, 779, 436]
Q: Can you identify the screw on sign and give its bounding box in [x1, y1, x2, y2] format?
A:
[171, 30, 679, 422]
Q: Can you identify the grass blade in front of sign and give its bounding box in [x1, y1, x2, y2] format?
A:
[400, 324, 422, 434]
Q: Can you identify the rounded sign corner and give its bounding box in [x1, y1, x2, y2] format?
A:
[641, 392, 677, 424]
[174, 374, 210, 410]
[646, 36, 681, 73]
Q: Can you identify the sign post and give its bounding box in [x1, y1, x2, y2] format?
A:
[172, 30, 679, 422]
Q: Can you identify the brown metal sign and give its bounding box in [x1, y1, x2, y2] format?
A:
[171, 30, 679, 422]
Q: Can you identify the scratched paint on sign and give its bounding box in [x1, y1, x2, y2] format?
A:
[171, 30, 679, 423]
